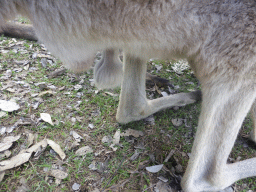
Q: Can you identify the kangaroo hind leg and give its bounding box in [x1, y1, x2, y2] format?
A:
[181, 79, 256, 192]
[116, 53, 201, 124]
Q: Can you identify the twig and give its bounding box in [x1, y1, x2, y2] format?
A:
[164, 149, 175, 163]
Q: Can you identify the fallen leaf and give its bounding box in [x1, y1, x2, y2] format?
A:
[109, 144, 118, 151]
[74, 84, 82, 91]
[24, 64, 30, 70]
[72, 183, 81, 191]
[104, 92, 118, 97]
[102, 136, 112, 144]
[26, 133, 35, 147]
[0, 143, 13, 153]
[40, 113, 54, 125]
[3, 150, 11, 158]
[146, 164, 163, 173]
[47, 139, 66, 160]
[171, 118, 183, 127]
[0, 127, 6, 135]
[2, 135, 21, 143]
[70, 141, 80, 149]
[38, 90, 53, 97]
[171, 59, 189, 74]
[157, 176, 168, 183]
[113, 129, 120, 145]
[0, 111, 7, 118]
[75, 146, 93, 156]
[88, 123, 94, 129]
[0, 135, 21, 152]
[6, 88, 16, 93]
[89, 161, 98, 171]
[50, 169, 68, 180]
[130, 150, 141, 161]
[24, 139, 48, 153]
[0, 171, 4, 182]
[0, 100, 20, 112]
[0, 152, 32, 172]
[70, 131, 83, 142]
[33, 145, 47, 159]
[121, 128, 144, 138]
[55, 178, 61, 185]
[95, 149, 105, 157]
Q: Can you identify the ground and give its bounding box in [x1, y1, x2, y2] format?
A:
[0, 31, 256, 192]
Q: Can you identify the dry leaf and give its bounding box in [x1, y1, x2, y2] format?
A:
[146, 164, 163, 173]
[110, 144, 118, 152]
[38, 90, 53, 97]
[0, 127, 6, 135]
[27, 133, 35, 147]
[3, 135, 21, 143]
[0, 100, 20, 112]
[121, 128, 144, 138]
[102, 136, 112, 144]
[40, 113, 54, 125]
[0, 171, 5, 182]
[171, 118, 183, 127]
[50, 169, 68, 180]
[75, 146, 93, 156]
[0, 152, 32, 172]
[0, 111, 7, 118]
[70, 141, 80, 149]
[6, 88, 15, 93]
[72, 183, 81, 191]
[0, 135, 21, 152]
[0, 139, 64, 172]
[88, 124, 94, 129]
[26, 139, 48, 153]
[112, 129, 120, 145]
[70, 131, 83, 142]
[0, 143, 13, 153]
[3, 150, 11, 158]
[47, 139, 66, 160]
[55, 178, 61, 185]
[104, 92, 118, 97]
[157, 176, 168, 183]
[24, 64, 30, 70]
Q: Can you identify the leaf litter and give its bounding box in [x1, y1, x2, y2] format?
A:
[0, 138, 65, 180]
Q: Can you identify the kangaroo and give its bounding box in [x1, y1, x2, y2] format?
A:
[1, 1, 256, 191]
